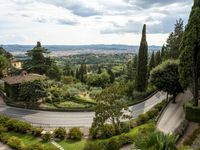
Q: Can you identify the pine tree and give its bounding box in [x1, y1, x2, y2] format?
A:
[166, 19, 184, 59]
[79, 64, 87, 82]
[135, 24, 148, 92]
[179, 0, 200, 106]
[155, 51, 161, 66]
[161, 45, 167, 61]
[149, 51, 155, 72]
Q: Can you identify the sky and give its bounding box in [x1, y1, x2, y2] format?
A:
[0, 0, 193, 45]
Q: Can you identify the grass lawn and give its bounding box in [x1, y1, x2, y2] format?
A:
[2, 132, 56, 149]
[58, 139, 87, 150]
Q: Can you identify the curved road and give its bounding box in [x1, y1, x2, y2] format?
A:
[157, 90, 193, 134]
[0, 91, 166, 128]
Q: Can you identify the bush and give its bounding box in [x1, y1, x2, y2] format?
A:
[118, 134, 133, 146]
[68, 127, 82, 140]
[5, 119, 19, 130]
[7, 136, 25, 150]
[89, 127, 98, 139]
[42, 132, 52, 142]
[53, 127, 66, 139]
[0, 115, 10, 124]
[120, 122, 131, 133]
[84, 141, 105, 150]
[0, 125, 7, 133]
[31, 127, 43, 137]
[147, 108, 159, 119]
[136, 113, 150, 125]
[14, 121, 32, 133]
[99, 124, 116, 139]
[185, 101, 200, 123]
[106, 137, 120, 150]
[0, 133, 10, 144]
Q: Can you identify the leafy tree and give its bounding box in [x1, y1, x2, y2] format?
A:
[150, 60, 183, 103]
[0, 55, 9, 78]
[126, 60, 134, 80]
[107, 69, 115, 83]
[79, 64, 87, 82]
[179, 0, 200, 106]
[63, 62, 72, 76]
[149, 51, 155, 73]
[166, 19, 184, 59]
[47, 65, 62, 81]
[92, 84, 131, 133]
[87, 72, 110, 88]
[135, 24, 148, 92]
[155, 51, 161, 66]
[135, 131, 177, 150]
[0, 46, 12, 59]
[18, 80, 47, 105]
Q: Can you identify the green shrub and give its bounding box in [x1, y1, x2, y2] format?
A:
[68, 127, 82, 140]
[136, 113, 150, 125]
[0, 133, 10, 144]
[53, 127, 66, 139]
[99, 124, 116, 139]
[84, 141, 105, 150]
[120, 122, 131, 133]
[118, 134, 133, 146]
[147, 108, 159, 119]
[26, 143, 45, 150]
[14, 121, 32, 133]
[185, 101, 200, 123]
[42, 132, 52, 142]
[5, 119, 19, 130]
[0, 125, 7, 133]
[89, 127, 98, 139]
[31, 127, 43, 137]
[7, 136, 25, 150]
[106, 137, 120, 150]
[0, 115, 10, 124]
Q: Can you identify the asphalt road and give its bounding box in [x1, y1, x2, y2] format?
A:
[0, 91, 166, 128]
[157, 90, 193, 134]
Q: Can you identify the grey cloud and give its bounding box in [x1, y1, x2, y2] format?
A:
[56, 19, 78, 25]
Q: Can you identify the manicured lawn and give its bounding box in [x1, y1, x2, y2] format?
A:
[2, 132, 56, 149]
[58, 139, 87, 150]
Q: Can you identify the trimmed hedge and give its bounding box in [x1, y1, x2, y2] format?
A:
[53, 127, 67, 139]
[185, 101, 200, 123]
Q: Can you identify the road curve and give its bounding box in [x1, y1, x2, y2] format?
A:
[157, 90, 193, 134]
[0, 91, 166, 128]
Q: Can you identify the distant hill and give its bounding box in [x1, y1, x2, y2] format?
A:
[2, 44, 161, 56]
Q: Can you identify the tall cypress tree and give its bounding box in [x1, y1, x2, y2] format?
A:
[155, 51, 162, 66]
[149, 51, 155, 72]
[179, 0, 200, 106]
[135, 24, 148, 92]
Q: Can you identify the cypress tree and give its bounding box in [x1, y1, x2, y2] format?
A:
[149, 51, 155, 72]
[155, 51, 161, 66]
[135, 24, 148, 92]
[179, 0, 200, 106]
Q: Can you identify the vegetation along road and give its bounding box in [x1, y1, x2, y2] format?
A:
[0, 91, 166, 128]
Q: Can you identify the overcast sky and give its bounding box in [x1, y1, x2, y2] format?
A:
[0, 0, 192, 45]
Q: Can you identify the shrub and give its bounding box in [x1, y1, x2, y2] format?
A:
[26, 143, 45, 150]
[53, 127, 67, 139]
[0, 115, 10, 124]
[31, 127, 43, 137]
[0, 133, 10, 144]
[136, 113, 150, 125]
[68, 127, 82, 140]
[5, 119, 19, 130]
[106, 137, 120, 150]
[99, 124, 116, 139]
[185, 101, 200, 123]
[118, 134, 133, 146]
[84, 141, 105, 150]
[14, 121, 32, 133]
[89, 127, 98, 139]
[0, 125, 7, 133]
[120, 122, 131, 133]
[147, 108, 159, 119]
[7, 136, 25, 150]
[42, 132, 52, 142]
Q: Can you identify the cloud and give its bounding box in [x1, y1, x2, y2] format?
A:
[56, 19, 78, 25]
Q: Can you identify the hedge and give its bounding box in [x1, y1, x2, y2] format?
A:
[184, 101, 200, 123]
